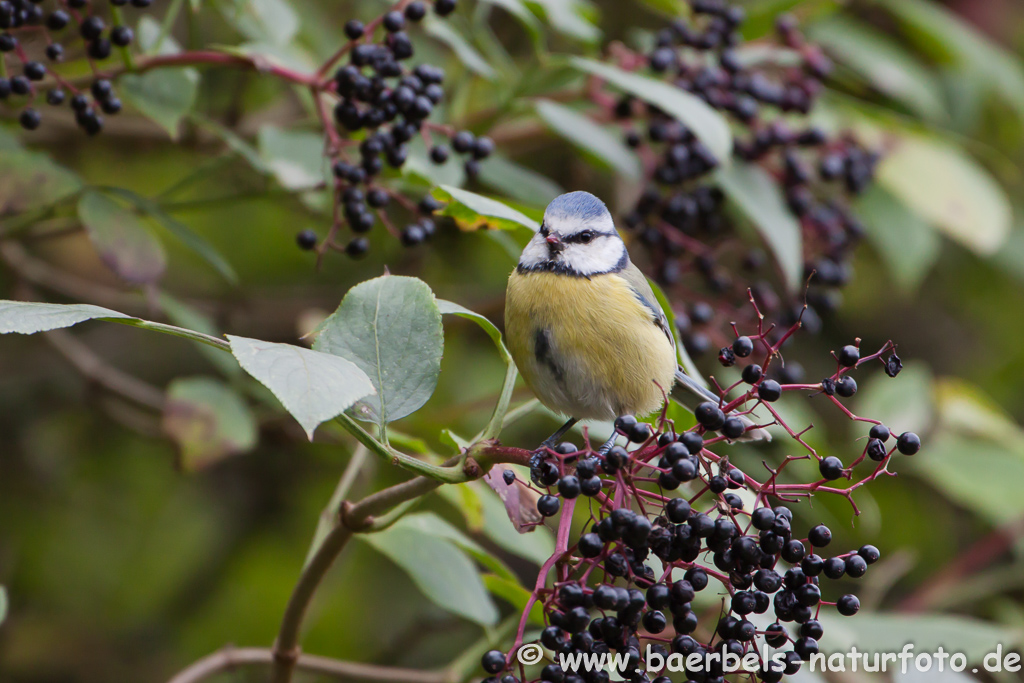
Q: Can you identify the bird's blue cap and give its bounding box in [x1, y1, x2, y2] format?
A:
[544, 191, 611, 222]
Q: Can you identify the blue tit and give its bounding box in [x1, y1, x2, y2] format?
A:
[505, 191, 769, 450]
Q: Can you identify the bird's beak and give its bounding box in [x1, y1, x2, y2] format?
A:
[545, 234, 564, 254]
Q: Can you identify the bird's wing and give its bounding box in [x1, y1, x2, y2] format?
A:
[618, 260, 675, 348]
[620, 260, 771, 442]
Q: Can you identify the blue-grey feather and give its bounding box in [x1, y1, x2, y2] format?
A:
[544, 191, 610, 223]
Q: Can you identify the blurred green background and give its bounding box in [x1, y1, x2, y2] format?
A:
[3, 0, 1024, 681]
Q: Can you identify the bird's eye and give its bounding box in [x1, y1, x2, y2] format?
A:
[577, 230, 595, 244]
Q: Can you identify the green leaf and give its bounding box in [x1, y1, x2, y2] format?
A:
[856, 360, 934, 437]
[257, 126, 325, 190]
[819, 611, 1022, 662]
[715, 162, 802, 294]
[433, 185, 540, 232]
[477, 154, 563, 208]
[437, 300, 508, 360]
[855, 186, 941, 292]
[163, 376, 257, 471]
[934, 378, 1024, 454]
[482, 574, 545, 624]
[403, 135, 466, 188]
[525, 0, 601, 43]
[227, 335, 376, 440]
[390, 513, 516, 583]
[160, 294, 241, 377]
[0, 586, 7, 626]
[480, 0, 542, 44]
[120, 68, 199, 140]
[569, 57, 732, 163]
[534, 100, 641, 181]
[0, 149, 81, 216]
[809, 15, 945, 121]
[361, 525, 499, 626]
[877, 134, 1011, 255]
[0, 301, 133, 335]
[103, 187, 238, 283]
[218, 0, 299, 45]
[424, 17, 496, 79]
[313, 275, 444, 429]
[636, 0, 688, 17]
[189, 114, 267, 173]
[879, 0, 1024, 121]
[78, 191, 167, 284]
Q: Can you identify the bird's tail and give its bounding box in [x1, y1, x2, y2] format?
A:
[671, 368, 772, 442]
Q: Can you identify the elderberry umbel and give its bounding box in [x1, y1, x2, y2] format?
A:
[483, 296, 918, 683]
[605, 0, 879, 355]
[0, 0, 147, 134]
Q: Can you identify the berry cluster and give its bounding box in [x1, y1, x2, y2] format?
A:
[606, 0, 877, 350]
[483, 302, 917, 683]
[297, 0, 498, 258]
[0, 0, 143, 134]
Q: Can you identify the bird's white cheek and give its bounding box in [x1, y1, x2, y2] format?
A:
[519, 236, 550, 268]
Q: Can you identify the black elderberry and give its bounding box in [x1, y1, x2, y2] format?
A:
[866, 438, 887, 461]
[296, 229, 318, 250]
[19, 108, 41, 130]
[0, 33, 15, 51]
[80, 15, 104, 40]
[721, 417, 745, 440]
[70, 93, 89, 112]
[794, 637, 819, 660]
[481, 650, 505, 674]
[818, 456, 843, 480]
[742, 364, 763, 384]
[405, 1, 426, 20]
[732, 336, 753, 357]
[835, 376, 857, 397]
[808, 524, 832, 548]
[708, 475, 727, 493]
[642, 610, 667, 633]
[758, 379, 782, 402]
[869, 423, 890, 441]
[91, 79, 114, 101]
[558, 475, 580, 499]
[845, 554, 867, 578]
[680, 431, 703, 454]
[578, 532, 603, 558]
[46, 9, 68, 30]
[822, 556, 845, 579]
[111, 25, 133, 46]
[695, 402, 726, 430]
[434, 0, 457, 16]
[23, 61, 45, 80]
[782, 539, 806, 563]
[452, 130, 474, 153]
[473, 136, 495, 159]
[836, 594, 860, 616]
[10, 75, 29, 95]
[46, 89, 64, 105]
[430, 144, 449, 164]
[100, 98, 122, 115]
[501, 469, 515, 486]
[885, 353, 903, 377]
[896, 431, 920, 455]
[751, 507, 775, 530]
[859, 544, 880, 564]
[537, 494, 560, 517]
[838, 344, 860, 367]
[614, 414, 637, 436]
[344, 19, 364, 40]
[628, 421, 651, 443]
[383, 11, 405, 32]
[45, 43, 63, 61]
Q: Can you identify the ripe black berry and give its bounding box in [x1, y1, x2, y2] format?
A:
[111, 25, 133, 46]
[742, 364, 762, 384]
[866, 438, 887, 461]
[296, 229, 318, 250]
[808, 524, 832, 548]
[537, 495, 560, 517]
[405, 1, 427, 21]
[732, 336, 753, 357]
[80, 15, 105, 40]
[838, 344, 860, 367]
[695, 402, 726, 430]
[91, 79, 114, 101]
[345, 237, 370, 258]
[344, 19, 364, 40]
[45, 43, 63, 61]
[885, 353, 903, 377]
[100, 97, 122, 115]
[835, 376, 857, 397]
[836, 594, 860, 616]
[401, 224, 426, 246]
[19, 108, 41, 130]
[430, 144, 449, 164]
[751, 507, 775, 531]
[721, 417, 745, 439]
[452, 130, 474, 153]
[502, 469, 515, 486]
[557, 475, 580, 499]
[614, 414, 637, 436]
[896, 431, 920, 455]
[88, 38, 112, 60]
[629, 421, 651, 443]
[665, 497, 691, 523]
[434, 0, 457, 16]
[859, 544, 880, 564]
[46, 89, 65, 105]
[473, 136, 495, 159]
[758, 379, 782, 402]
[869, 424, 890, 441]
[10, 75, 30, 95]
[24, 61, 45, 80]
[578, 532, 602, 558]
[818, 456, 843, 480]
[383, 11, 405, 32]
[481, 650, 505, 674]
[47, 9, 69, 30]
[845, 554, 867, 578]
[0, 33, 16, 52]
[680, 431, 703, 454]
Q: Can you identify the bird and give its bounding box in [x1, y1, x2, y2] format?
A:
[505, 190, 769, 452]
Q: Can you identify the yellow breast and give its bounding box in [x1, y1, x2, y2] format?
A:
[505, 269, 678, 421]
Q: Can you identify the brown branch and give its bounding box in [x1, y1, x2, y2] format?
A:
[167, 646, 448, 683]
[44, 329, 166, 410]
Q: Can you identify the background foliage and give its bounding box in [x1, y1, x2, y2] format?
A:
[3, 0, 1024, 681]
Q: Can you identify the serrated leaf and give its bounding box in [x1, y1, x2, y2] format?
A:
[120, 68, 199, 139]
[477, 154, 563, 207]
[314, 275, 444, 428]
[809, 15, 945, 121]
[0, 301, 132, 334]
[258, 126, 324, 190]
[361, 525, 499, 626]
[227, 335, 376, 440]
[877, 134, 1011, 255]
[163, 376, 257, 471]
[716, 162, 802, 293]
[534, 100, 641, 180]
[0, 149, 81, 216]
[433, 185, 539, 232]
[855, 186, 941, 292]
[424, 17, 496, 79]
[78, 191, 167, 284]
[569, 57, 732, 163]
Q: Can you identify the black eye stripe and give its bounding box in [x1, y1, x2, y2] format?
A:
[564, 230, 598, 244]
